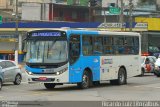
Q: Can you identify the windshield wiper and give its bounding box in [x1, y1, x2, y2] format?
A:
[47, 42, 50, 59]
[37, 42, 40, 59]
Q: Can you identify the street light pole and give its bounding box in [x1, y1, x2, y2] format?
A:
[129, 0, 133, 31]
[15, 0, 19, 64]
[119, 0, 124, 31]
[103, 7, 106, 23]
[89, 3, 92, 22]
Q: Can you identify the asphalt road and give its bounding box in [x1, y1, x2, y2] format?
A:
[1, 71, 160, 107]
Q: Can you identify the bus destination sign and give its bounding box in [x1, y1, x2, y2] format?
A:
[32, 32, 61, 37]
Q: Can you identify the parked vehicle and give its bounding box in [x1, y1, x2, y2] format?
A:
[0, 67, 4, 90]
[154, 56, 160, 77]
[0, 60, 22, 85]
[141, 56, 157, 76]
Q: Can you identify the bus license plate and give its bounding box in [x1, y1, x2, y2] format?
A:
[39, 77, 47, 81]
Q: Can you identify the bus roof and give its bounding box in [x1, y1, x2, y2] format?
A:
[27, 28, 141, 37]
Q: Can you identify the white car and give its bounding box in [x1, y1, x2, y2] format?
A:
[0, 67, 3, 90]
[141, 56, 157, 76]
[154, 56, 160, 77]
[0, 60, 22, 85]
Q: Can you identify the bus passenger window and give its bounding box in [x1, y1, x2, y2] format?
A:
[82, 36, 93, 55]
[93, 37, 103, 55]
[133, 37, 139, 55]
[113, 36, 124, 54]
[104, 36, 113, 54]
[69, 35, 80, 65]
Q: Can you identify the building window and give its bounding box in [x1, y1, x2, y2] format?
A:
[73, 0, 80, 5]
[72, 11, 77, 19]
[108, 3, 116, 7]
[59, 11, 64, 17]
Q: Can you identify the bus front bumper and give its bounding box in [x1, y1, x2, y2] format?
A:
[26, 71, 69, 84]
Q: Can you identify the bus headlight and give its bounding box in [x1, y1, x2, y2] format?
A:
[26, 70, 33, 75]
[56, 67, 68, 75]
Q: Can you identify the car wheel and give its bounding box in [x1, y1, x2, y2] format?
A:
[0, 79, 2, 90]
[141, 68, 145, 76]
[156, 73, 160, 77]
[14, 74, 22, 85]
[44, 83, 56, 89]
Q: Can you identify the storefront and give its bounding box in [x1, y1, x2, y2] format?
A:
[0, 32, 17, 60]
[136, 17, 160, 57]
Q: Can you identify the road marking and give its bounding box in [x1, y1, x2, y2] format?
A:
[134, 84, 160, 89]
[21, 82, 28, 84]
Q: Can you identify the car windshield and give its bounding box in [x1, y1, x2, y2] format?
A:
[149, 46, 160, 53]
[26, 40, 68, 63]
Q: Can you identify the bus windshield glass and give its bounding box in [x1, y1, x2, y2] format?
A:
[26, 40, 68, 63]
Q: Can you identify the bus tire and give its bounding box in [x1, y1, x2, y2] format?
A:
[77, 71, 91, 89]
[117, 68, 127, 85]
[110, 68, 127, 85]
[44, 83, 56, 89]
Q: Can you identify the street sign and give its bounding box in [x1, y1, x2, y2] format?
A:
[98, 22, 148, 31]
[109, 7, 120, 14]
[98, 23, 126, 28]
[0, 16, 2, 24]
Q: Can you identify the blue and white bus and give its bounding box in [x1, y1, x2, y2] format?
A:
[24, 29, 141, 89]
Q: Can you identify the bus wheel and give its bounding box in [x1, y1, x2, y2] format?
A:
[77, 71, 90, 89]
[44, 83, 56, 89]
[110, 68, 126, 85]
[117, 68, 127, 85]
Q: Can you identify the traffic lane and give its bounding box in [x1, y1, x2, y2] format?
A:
[1, 73, 160, 101]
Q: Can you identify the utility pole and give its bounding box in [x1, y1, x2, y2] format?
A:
[129, 0, 133, 31]
[15, 0, 19, 64]
[119, 0, 124, 31]
[89, 0, 97, 22]
[103, 7, 106, 23]
[89, 0, 92, 22]
[89, 6, 91, 22]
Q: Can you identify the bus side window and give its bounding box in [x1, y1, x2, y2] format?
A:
[133, 37, 139, 55]
[103, 36, 113, 54]
[82, 36, 93, 55]
[124, 37, 134, 54]
[93, 36, 103, 55]
[69, 35, 80, 65]
[113, 36, 124, 54]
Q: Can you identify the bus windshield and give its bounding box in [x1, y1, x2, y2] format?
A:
[26, 40, 68, 63]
